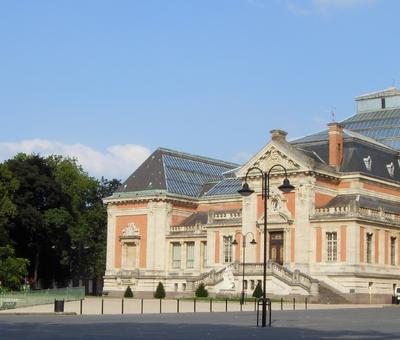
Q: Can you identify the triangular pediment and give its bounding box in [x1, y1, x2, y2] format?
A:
[238, 140, 312, 178]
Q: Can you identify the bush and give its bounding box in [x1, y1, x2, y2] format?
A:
[195, 283, 208, 298]
[154, 282, 166, 299]
[124, 285, 134, 298]
[252, 282, 263, 298]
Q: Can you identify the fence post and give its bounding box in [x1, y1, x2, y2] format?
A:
[268, 299, 272, 328]
[240, 298, 242, 312]
[80, 299, 83, 315]
[293, 298, 295, 311]
[194, 298, 196, 313]
[159, 299, 162, 314]
[281, 297, 283, 311]
[101, 298, 104, 315]
[305, 297, 308, 310]
[210, 299, 212, 312]
[225, 298, 228, 312]
[254, 298, 256, 311]
[141, 298, 143, 314]
[122, 298, 124, 315]
[177, 299, 179, 313]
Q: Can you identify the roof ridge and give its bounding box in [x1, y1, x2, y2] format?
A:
[157, 147, 239, 167]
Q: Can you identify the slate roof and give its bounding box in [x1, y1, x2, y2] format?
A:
[293, 130, 400, 181]
[323, 194, 400, 215]
[116, 148, 239, 198]
[293, 108, 400, 150]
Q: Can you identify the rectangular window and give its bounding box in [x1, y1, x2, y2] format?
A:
[366, 233, 373, 264]
[391, 237, 396, 266]
[244, 280, 248, 290]
[250, 280, 255, 290]
[172, 243, 181, 269]
[186, 242, 195, 269]
[202, 241, 207, 268]
[326, 232, 337, 262]
[223, 236, 233, 263]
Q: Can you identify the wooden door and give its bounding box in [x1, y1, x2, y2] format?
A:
[269, 231, 284, 265]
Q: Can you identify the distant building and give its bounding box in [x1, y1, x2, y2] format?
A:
[104, 88, 400, 303]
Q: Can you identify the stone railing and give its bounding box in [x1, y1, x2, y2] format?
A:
[232, 261, 315, 292]
[169, 224, 206, 234]
[188, 266, 226, 287]
[314, 204, 400, 225]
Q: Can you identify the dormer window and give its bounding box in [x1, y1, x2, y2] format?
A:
[381, 97, 386, 109]
[386, 162, 395, 177]
[363, 156, 372, 171]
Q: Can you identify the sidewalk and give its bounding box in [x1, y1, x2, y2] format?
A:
[0, 297, 388, 315]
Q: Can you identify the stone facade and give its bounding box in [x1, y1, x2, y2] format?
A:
[104, 88, 400, 303]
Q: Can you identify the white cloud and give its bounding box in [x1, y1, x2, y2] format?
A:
[283, 0, 377, 15]
[0, 139, 151, 180]
[232, 151, 253, 164]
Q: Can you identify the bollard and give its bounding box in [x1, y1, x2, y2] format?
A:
[268, 299, 272, 327]
[254, 299, 256, 311]
[141, 298, 144, 314]
[210, 299, 212, 312]
[194, 298, 196, 313]
[240, 298, 242, 312]
[225, 298, 228, 312]
[101, 298, 104, 315]
[159, 299, 162, 314]
[281, 297, 283, 311]
[305, 297, 308, 310]
[177, 299, 180, 313]
[293, 298, 295, 311]
[80, 299, 83, 315]
[122, 298, 124, 314]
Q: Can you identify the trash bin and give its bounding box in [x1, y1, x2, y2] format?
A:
[54, 299, 65, 312]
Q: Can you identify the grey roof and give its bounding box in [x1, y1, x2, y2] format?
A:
[293, 134, 400, 181]
[203, 178, 242, 197]
[175, 212, 208, 226]
[116, 148, 238, 198]
[324, 194, 400, 215]
[293, 108, 400, 150]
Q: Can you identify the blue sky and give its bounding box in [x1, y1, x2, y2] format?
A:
[0, 0, 399, 179]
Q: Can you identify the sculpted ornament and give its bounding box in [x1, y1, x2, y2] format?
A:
[253, 147, 300, 173]
[122, 223, 139, 237]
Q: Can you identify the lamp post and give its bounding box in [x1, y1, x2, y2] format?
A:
[238, 164, 294, 327]
[232, 232, 257, 305]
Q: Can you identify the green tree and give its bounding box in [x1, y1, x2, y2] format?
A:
[6, 154, 68, 288]
[195, 283, 208, 298]
[154, 282, 166, 299]
[252, 282, 263, 298]
[0, 163, 18, 246]
[0, 246, 29, 290]
[124, 285, 134, 298]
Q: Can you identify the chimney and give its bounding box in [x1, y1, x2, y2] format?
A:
[327, 122, 344, 168]
[270, 129, 288, 142]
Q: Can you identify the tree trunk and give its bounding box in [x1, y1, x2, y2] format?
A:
[33, 248, 40, 289]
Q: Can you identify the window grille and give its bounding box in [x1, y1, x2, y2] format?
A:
[326, 232, 337, 262]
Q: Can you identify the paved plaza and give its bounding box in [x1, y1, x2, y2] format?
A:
[0, 306, 399, 339]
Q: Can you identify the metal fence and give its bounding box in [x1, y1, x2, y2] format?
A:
[0, 287, 85, 310]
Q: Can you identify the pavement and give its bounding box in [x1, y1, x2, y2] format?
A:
[0, 296, 388, 315]
[0, 307, 399, 339]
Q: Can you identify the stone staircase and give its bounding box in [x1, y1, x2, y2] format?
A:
[317, 281, 352, 304]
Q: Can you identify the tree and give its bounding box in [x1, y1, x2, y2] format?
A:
[154, 282, 166, 299]
[0, 163, 18, 246]
[195, 283, 208, 298]
[252, 282, 263, 298]
[124, 285, 134, 298]
[0, 246, 29, 290]
[6, 154, 69, 288]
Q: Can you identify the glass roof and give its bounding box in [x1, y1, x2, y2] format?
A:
[163, 154, 234, 197]
[204, 178, 241, 196]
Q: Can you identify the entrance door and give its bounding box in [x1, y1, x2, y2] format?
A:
[269, 231, 284, 265]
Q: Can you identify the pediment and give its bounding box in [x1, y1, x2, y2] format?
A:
[238, 141, 310, 178]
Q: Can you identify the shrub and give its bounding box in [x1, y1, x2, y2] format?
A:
[154, 282, 166, 299]
[124, 285, 134, 298]
[195, 283, 208, 298]
[252, 282, 263, 298]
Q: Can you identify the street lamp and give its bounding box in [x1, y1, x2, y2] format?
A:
[232, 232, 257, 305]
[238, 164, 294, 327]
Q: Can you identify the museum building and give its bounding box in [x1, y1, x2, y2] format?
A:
[104, 88, 400, 303]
